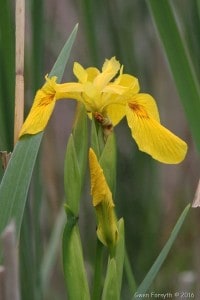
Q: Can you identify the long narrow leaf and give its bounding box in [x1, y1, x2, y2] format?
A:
[0, 0, 15, 148]
[64, 103, 88, 216]
[102, 258, 119, 300]
[62, 98, 89, 298]
[0, 25, 78, 256]
[132, 204, 190, 298]
[99, 133, 116, 195]
[147, 1, 200, 151]
[62, 222, 90, 300]
[115, 219, 125, 293]
[41, 208, 66, 292]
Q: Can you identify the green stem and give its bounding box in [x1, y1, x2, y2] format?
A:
[92, 239, 104, 300]
[124, 249, 137, 295]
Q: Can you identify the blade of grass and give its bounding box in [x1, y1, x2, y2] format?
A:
[102, 258, 118, 300]
[147, 0, 200, 151]
[31, 0, 44, 88]
[20, 161, 44, 300]
[64, 103, 88, 216]
[91, 239, 104, 300]
[49, 24, 78, 81]
[124, 250, 137, 295]
[115, 219, 125, 292]
[132, 204, 190, 298]
[41, 208, 66, 293]
[62, 101, 89, 299]
[99, 133, 116, 195]
[0, 25, 78, 259]
[19, 202, 37, 300]
[62, 221, 90, 300]
[0, 0, 15, 149]
[81, 0, 99, 64]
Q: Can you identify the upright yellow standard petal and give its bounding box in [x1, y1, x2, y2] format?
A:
[102, 74, 140, 125]
[114, 74, 140, 95]
[19, 76, 58, 137]
[93, 57, 120, 90]
[57, 57, 141, 129]
[85, 67, 100, 82]
[73, 62, 88, 83]
[126, 94, 187, 164]
[89, 148, 118, 249]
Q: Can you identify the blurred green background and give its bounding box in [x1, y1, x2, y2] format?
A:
[0, 0, 200, 299]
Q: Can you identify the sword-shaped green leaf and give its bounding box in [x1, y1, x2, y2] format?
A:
[132, 204, 190, 298]
[0, 25, 78, 254]
[64, 103, 88, 216]
[147, 1, 200, 151]
[102, 258, 119, 300]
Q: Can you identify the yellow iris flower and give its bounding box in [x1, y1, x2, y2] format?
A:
[19, 57, 187, 164]
[59, 57, 188, 164]
[89, 148, 118, 249]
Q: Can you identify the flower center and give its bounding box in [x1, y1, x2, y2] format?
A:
[94, 112, 113, 130]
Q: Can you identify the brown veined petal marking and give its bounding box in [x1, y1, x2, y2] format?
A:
[126, 95, 187, 164]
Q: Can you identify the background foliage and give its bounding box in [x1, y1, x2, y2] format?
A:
[0, 0, 200, 299]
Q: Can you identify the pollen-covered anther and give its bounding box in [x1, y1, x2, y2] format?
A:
[94, 112, 104, 123]
[94, 112, 113, 128]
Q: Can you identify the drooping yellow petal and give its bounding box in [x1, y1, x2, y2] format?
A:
[128, 93, 160, 121]
[126, 94, 187, 164]
[19, 76, 58, 137]
[89, 148, 118, 248]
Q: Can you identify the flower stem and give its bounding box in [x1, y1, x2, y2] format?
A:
[124, 249, 137, 295]
[92, 239, 104, 300]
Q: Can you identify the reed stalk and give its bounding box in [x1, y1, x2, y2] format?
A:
[14, 0, 25, 144]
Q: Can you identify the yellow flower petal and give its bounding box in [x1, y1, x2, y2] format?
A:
[86, 67, 100, 81]
[89, 148, 118, 248]
[102, 56, 120, 74]
[128, 93, 160, 121]
[73, 62, 88, 83]
[56, 82, 84, 102]
[100, 75, 140, 125]
[19, 77, 58, 137]
[58, 58, 140, 129]
[114, 74, 140, 94]
[104, 103, 125, 126]
[84, 82, 99, 99]
[93, 57, 120, 90]
[89, 148, 113, 207]
[103, 84, 127, 95]
[126, 94, 187, 164]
